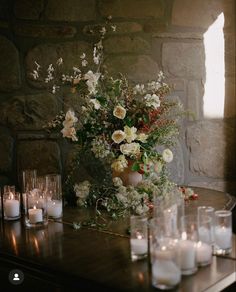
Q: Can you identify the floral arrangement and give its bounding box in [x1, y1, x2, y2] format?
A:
[32, 17, 190, 218]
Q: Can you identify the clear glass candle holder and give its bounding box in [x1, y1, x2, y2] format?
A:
[149, 218, 181, 290]
[213, 210, 232, 255]
[46, 174, 63, 219]
[22, 169, 37, 213]
[179, 215, 198, 275]
[130, 215, 148, 261]
[196, 215, 212, 267]
[198, 206, 215, 245]
[3, 190, 21, 221]
[25, 189, 48, 228]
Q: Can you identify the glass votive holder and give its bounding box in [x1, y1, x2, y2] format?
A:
[25, 190, 48, 228]
[196, 215, 212, 267]
[149, 218, 181, 290]
[46, 174, 63, 219]
[22, 169, 37, 192]
[22, 169, 37, 213]
[3, 190, 21, 221]
[179, 215, 198, 275]
[130, 215, 148, 261]
[213, 210, 232, 255]
[198, 206, 215, 245]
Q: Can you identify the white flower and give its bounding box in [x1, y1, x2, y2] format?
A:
[61, 127, 78, 141]
[112, 130, 126, 144]
[63, 110, 78, 128]
[74, 181, 91, 206]
[111, 155, 128, 172]
[144, 93, 161, 109]
[80, 53, 86, 59]
[113, 105, 126, 119]
[93, 56, 100, 65]
[133, 84, 145, 95]
[84, 70, 101, 95]
[31, 70, 39, 80]
[34, 61, 41, 71]
[137, 133, 148, 143]
[162, 149, 173, 163]
[56, 58, 63, 66]
[52, 85, 60, 94]
[124, 126, 137, 143]
[100, 27, 106, 35]
[147, 81, 161, 91]
[113, 177, 123, 187]
[120, 142, 140, 157]
[111, 25, 117, 32]
[81, 59, 88, 67]
[90, 98, 101, 110]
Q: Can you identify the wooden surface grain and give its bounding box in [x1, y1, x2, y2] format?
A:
[0, 187, 235, 291]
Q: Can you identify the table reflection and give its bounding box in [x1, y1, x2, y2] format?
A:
[25, 221, 64, 258]
[3, 220, 22, 256]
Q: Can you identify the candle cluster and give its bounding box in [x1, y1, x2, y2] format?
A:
[0, 170, 63, 228]
[131, 204, 232, 291]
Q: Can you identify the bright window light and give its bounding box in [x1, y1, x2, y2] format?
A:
[203, 13, 225, 118]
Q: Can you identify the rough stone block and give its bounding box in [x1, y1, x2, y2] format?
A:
[172, 0, 222, 29]
[0, 93, 59, 130]
[186, 120, 236, 179]
[187, 80, 204, 120]
[99, 0, 164, 19]
[168, 141, 185, 185]
[104, 36, 150, 54]
[14, 24, 76, 38]
[224, 77, 236, 118]
[105, 55, 159, 83]
[162, 42, 205, 79]
[83, 22, 143, 35]
[0, 127, 14, 173]
[14, 0, 44, 20]
[25, 41, 92, 88]
[17, 140, 61, 176]
[45, 0, 96, 21]
[143, 20, 167, 33]
[166, 78, 185, 91]
[0, 36, 21, 91]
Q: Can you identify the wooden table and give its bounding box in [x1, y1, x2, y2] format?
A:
[0, 187, 235, 291]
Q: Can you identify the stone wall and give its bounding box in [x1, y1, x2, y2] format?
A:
[0, 0, 235, 195]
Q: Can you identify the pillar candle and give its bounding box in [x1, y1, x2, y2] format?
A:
[4, 199, 20, 218]
[29, 207, 43, 223]
[47, 200, 62, 218]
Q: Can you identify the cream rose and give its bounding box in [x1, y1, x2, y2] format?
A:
[111, 155, 128, 172]
[112, 130, 126, 144]
[162, 149, 173, 163]
[120, 142, 140, 157]
[90, 98, 101, 110]
[137, 133, 148, 143]
[124, 126, 137, 143]
[61, 127, 78, 141]
[113, 105, 126, 119]
[63, 110, 78, 128]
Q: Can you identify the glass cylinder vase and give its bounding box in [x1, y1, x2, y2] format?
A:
[45, 174, 63, 219]
[25, 189, 48, 228]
